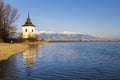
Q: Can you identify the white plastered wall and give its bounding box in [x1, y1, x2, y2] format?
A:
[22, 26, 36, 38]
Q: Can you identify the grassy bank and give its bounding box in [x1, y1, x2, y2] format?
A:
[0, 41, 49, 61]
[0, 43, 29, 61]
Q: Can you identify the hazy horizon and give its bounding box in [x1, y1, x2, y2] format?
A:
[4, 0, 120, 39]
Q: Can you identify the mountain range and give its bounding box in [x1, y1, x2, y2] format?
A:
[37, 31, 98, 41]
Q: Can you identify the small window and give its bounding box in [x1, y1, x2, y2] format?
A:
[25, 29, 27, 32]
[32, 29, 34, 32]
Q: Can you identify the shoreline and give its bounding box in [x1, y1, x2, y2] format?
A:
[0, 43, 29, 61]
[0, 41, 49, 61]
[49, 40, 120, 42]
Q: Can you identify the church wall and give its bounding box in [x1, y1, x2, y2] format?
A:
[22, 26, 36, 38]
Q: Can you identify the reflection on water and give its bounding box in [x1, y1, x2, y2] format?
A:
[22, 45, 37, 78]
[0, 55, 18, 80]
[23, 46, 37, 69]
[0, 45, 39, 80]
[0, 42, 120, 80]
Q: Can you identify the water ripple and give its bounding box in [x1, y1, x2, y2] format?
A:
[0, 42, 120, 80]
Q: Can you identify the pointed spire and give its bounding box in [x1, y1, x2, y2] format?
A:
[22, 12, 35, 27]
[27, 11, 31, 22]
[28, 11, 30, 18]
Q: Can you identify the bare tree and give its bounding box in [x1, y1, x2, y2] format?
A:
[0, 0, 4, 41]
[0, 0, 19, 42]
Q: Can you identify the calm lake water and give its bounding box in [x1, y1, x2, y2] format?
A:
[0, 42, 120, 80]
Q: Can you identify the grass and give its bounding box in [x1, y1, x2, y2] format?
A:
[0, 43, 29, 61]
[0, 40, 49, 61]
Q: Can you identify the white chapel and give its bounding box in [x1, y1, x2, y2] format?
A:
[22, 13, 36, 39]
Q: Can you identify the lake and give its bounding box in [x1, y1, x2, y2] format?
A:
[0, 42, 120, 80]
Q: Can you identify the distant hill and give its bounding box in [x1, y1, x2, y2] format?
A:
[37, 31, 97, 41]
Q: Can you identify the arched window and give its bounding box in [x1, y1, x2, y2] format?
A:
[32, 29, 34, 32]
[25, 29, 27, 32]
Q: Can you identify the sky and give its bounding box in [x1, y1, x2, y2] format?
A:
[4, 0, 120, 39]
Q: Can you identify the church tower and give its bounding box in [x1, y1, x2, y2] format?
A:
[22, 13, 36, 39]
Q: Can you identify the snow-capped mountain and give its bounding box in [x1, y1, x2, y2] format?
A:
[37, 31, 97, 41]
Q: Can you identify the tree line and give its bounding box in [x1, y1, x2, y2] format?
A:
[0, 0, 18, 42]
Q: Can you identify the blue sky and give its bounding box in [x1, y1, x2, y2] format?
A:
[4, 0, 120, 38]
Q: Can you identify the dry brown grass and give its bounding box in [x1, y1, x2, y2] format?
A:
[0, 43, 29, 61]
[0, 41, 49, 61]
